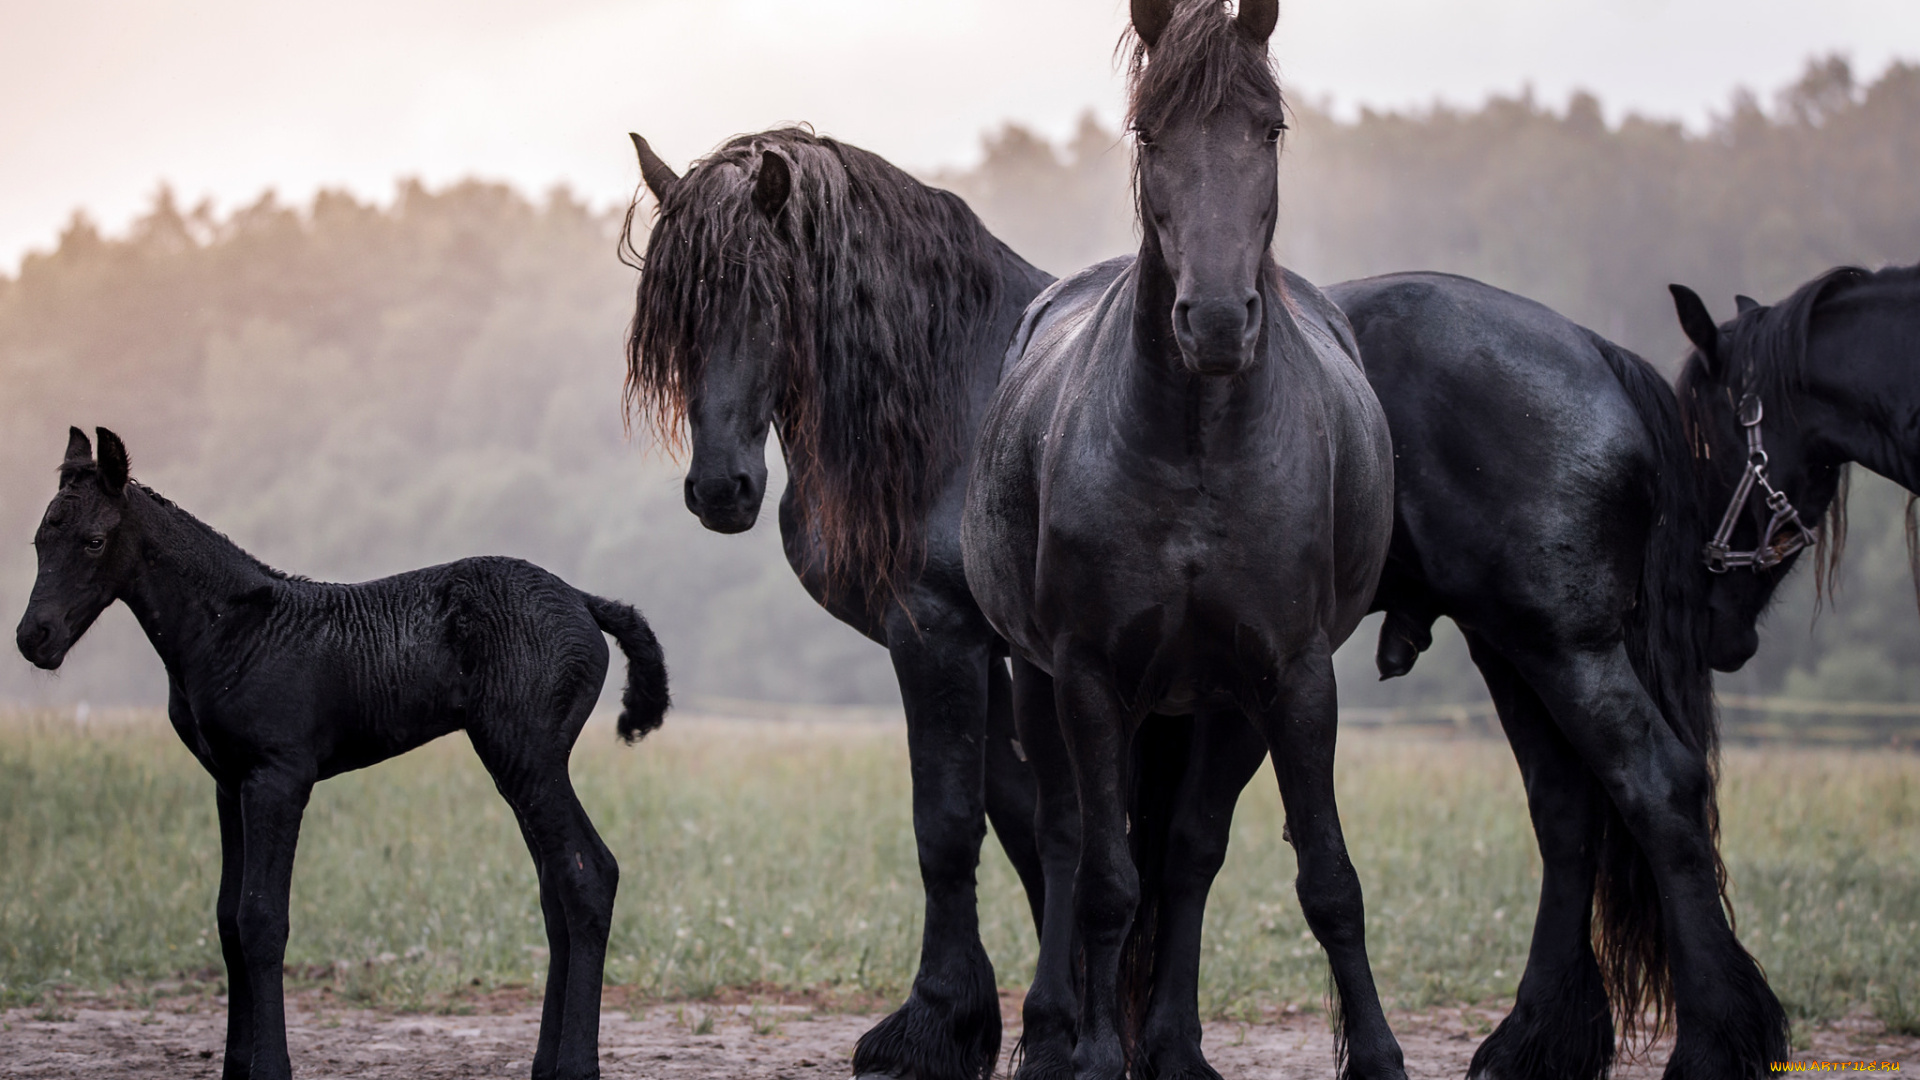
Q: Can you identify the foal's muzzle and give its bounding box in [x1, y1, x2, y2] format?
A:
[684, 473, 764, 534]
[14, 613, 69, 670]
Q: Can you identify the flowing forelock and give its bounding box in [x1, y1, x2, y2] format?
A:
[1124, 2, 1285, 138]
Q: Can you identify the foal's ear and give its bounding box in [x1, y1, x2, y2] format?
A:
[1735, 294, 1761, 315]
[753, 150, 791, 218]
[94, 427, 130, 496]
[1237, 0, 1279, 44]
[63, 426, 93, 469]
[1131, 0, 1173, 48]
[631, 133, 680, 203]
[1669, 284, 1721, 372]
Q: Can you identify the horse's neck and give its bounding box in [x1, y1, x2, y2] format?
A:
[1800, 297, 1920, 493]
[117, 489, 276, 677]
[1117, 252, 1281, 460]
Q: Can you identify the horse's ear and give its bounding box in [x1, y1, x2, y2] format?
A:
[630, 133, 680, 203]
[63, 427, 93, 468]
[1132, 0, 1173, 48]
[1669, 284, 1721, 371]
[1735, 294, 1761, 315]
[753, 150, 791, 219]
[1236, 0, 1279, 44]
[94, 427, 130, 496]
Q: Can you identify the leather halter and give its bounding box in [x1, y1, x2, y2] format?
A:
[1703, 393, 1818, 573]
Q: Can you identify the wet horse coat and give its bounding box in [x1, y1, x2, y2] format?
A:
[963, 3, 1402, 1078]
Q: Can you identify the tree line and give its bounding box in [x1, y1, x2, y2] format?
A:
[2, 56, 1915, 712]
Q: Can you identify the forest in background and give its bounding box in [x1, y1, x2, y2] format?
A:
[2, 55, 1917, 714]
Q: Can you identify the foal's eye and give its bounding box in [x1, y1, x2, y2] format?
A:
[1265, 122, 1288, 144]
[1132, 127, 1155, 148]
[84, 535, 106, 553]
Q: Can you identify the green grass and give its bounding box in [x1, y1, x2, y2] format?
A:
[0, 710, 1914, 1029]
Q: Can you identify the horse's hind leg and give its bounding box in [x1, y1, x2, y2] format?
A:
[1133, 711, 1267, 1080]
[477, 726, 617, 1080]
[1461, 633, 1612, 1080]
[1518, 644, 1787, 1080]
[1257, 639, 1407, 1080]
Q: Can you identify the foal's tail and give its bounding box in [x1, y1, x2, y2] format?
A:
[583, 592, 671, 743]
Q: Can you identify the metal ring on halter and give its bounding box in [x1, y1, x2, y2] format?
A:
[1702, 391, 1818, 573]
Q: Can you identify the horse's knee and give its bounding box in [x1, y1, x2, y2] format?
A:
[1294, 851, 1366, 946]
[1078, 859, 1140, 944]
[235, 897, 289, 957]
[917, 815, 989, 890]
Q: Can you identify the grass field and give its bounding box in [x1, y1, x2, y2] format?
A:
[1, 709, 1915, 1032]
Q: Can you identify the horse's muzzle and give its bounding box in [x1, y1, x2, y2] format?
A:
[14, 614, 68, 670]
[684, 473, 763, 534]
[1174, 293, 1262, 376]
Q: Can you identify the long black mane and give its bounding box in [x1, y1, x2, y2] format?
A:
[621, 128, 1007, 603]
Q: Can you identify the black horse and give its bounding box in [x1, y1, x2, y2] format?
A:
[1330, 272, 1791, 1080]
[620, 129, 1055, 1080]
[962, 3, 1402, 1080]
[14, 428, 669, 1080]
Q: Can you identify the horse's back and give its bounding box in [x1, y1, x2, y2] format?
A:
[245, 558, 608, 774]
[1331, 272, 1663, 634]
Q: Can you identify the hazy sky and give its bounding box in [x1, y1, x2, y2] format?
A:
[3, 0, 1916, 273]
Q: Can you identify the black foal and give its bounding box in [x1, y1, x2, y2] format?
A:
[14, 428, 670, 1080]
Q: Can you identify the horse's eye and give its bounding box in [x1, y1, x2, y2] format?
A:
[1132, 127, 1155, 148]
[85, 535, 106, 553]
[1265, 122, 1287, 144]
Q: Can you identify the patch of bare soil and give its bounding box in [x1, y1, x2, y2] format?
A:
[1, 989, 1912, 1078]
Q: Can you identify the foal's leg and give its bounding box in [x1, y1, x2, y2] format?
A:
[215, 784, 255, 1080]
[1008, 656, 1079, 1080]
[1134, 711, 1268, 1080]
[984, 656, 1048, 939]
[1054, 644, 1138, 1080]
[234, 769, 314, 1080]
[1257, 641, 1406, 1080]
[853, 623, 1001, 1080]
[1462, 633, 1613, 1080]
[1517, 645, 1787, 1080]
[477, 732, 615, 1080]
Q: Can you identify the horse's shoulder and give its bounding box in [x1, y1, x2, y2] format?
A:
[1277, 266, 1361, 365]
[1004, 257, 1132, 375]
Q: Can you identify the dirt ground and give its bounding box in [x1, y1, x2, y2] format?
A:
[1, 987, 1912, 1078]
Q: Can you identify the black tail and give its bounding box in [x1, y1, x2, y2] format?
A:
[583, 592, 670, 743]
[1589, 331, 1721, 1045]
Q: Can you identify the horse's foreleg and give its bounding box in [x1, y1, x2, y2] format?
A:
[1259, 640, 1407, 1080]
[1008, 656, 1078, 1080]
[1521, 645, 1787, 1080]
[234, 769, 313, 1080]
[852, 629, 999, 1080]
[1054, 646, 1137, 1080]
[984, 655, 1046, 938]
[215, 784, 254, 1080]
[1134, 711, 1267, 1080]
[1462, 633, 1613, 1080]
